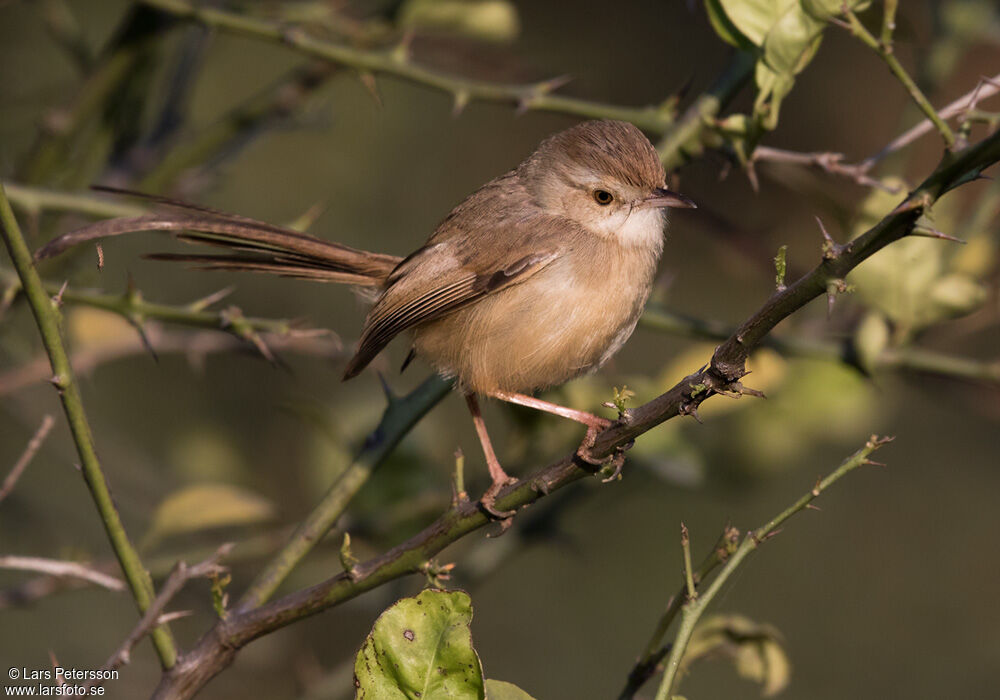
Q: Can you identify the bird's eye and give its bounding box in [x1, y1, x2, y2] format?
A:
[593, 189, 614, 205]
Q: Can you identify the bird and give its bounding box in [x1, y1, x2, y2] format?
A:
[37, 119, 695, 517]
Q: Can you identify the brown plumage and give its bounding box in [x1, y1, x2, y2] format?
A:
[37, 120, 695, 517]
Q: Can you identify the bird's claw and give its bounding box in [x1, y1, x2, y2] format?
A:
[479, 476, 518, 520]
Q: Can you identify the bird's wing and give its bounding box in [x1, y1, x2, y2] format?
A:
[342, 175, 572, 378]
[342, 246, 558, 379]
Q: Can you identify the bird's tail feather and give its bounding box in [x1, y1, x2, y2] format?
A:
[35, 187, 402, 287]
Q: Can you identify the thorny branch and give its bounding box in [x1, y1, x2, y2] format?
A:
[147, 124, 1000, 700]
[651, 436, 893, 700]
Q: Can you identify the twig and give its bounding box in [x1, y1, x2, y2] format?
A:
[0, 415, 55, 503]
[0, 183, 178, 669]
[842, 6, 955, 147]
[751, 146, 888, 188]
[860, 72, 1000, 169]
[618, 527, 739, 700]
[653, 436, 892, 700]
[137, 0, 677, 135]
[0, 325, 345, 396]
[2, 181, 148, 219]
[100, 545, 233, 675]
[149, 127, 1000, 700]
[0, 269, 330, 357]
[680, 523, 696, 602]
[0, 555, 126, 593]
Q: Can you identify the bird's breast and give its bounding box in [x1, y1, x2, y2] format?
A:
[413, 239, 659, 394]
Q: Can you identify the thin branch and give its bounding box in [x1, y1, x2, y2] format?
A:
[618, 528, 739, 700]
[137, 0, 677, 134]
[100, 545, 233, 676]
[842, 6, 955, 147]
[0, 184, 178, 669]
[0, 415, 55, 503]
[149, 126, 1000, 700]
[0, 325, 344, 396]
[2, 181, 148, 219]
[0, 269, 332, 358]
[860, 72, 1000, 169]
[653, 436, 892, 700]
[750, 146, 888, 188]
[0, 555, 125, 593]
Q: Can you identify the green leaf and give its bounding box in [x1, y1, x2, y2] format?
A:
[801, 0, 871, 21]
[720, 0, 795, 47]
[704, 0, 756, 49]
[761, 8, 824, 76]
[485, 679, 537, 700]
[355, 589, 485, 700]
[145, 483, 275, 545]
[853, 311, 890, 374]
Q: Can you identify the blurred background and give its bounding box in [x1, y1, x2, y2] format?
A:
[1, 1, 998, 698]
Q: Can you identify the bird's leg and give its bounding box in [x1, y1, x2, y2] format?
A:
[487, 390, 612, 465]
[464, 393, 518, 518]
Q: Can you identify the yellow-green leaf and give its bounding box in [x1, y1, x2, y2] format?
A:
[355, 589, 485, 700]
[485, 679, 537, 700]
[146, 483, 275, 544]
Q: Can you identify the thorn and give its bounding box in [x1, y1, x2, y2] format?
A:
[376, 371, 396, 403]
[863, 459, 887, 467]
[189, 286, 235, 312]
[538, 74, 572, 94]
[805, 503, 822, 511]
[452, 90, 470, 117]
[288, 201, 328, 232]
[910, 226, 966, 244]
[358, 71, 381, 108]
[826, 279, 849, 318]
[739, 385, 766, 399]
[812, 477, 822, 496]
[52, 279, 68, 308]
[392, 30, 414, 64]
[95, 243, 104, 270]
[816, 216, 841, 259]
[760, 528, 782, 542]
[130, 320, 160, 363]
[680, 521, 690, 545]
[679, 402, 702, 423]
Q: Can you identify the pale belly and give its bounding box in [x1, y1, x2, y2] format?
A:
[411, 253, 655, 394]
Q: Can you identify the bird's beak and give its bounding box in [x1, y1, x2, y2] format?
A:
[645, 187, 696, 209]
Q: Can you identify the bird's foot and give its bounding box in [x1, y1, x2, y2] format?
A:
[575, 418, 613, 466]
[479, 475, 519, 520]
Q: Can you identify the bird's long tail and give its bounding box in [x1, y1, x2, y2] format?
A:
[35, 187, 403, 287]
